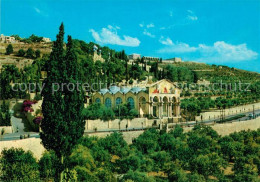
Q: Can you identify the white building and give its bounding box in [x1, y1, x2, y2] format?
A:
[0, 34, 16, 43]
[128, 53, 141, 60]
[42, 37, 51, 43]
[143, 56, 159, 61]
[163, 57, 182, 63]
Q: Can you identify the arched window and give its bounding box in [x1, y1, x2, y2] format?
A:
[105, 98, 112, 108]
[153, 96, 159, 102]
[116, 97, 122, 106]
[95, 98, 101, 103]
[127, 97, 135, 109]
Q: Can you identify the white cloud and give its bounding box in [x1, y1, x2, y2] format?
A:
[143, 29, 155, 38]
[89, 26, 140, 47]
[169, 11, 173, 17]
[34, 7, 41, 14]
[159, 36, 173, 45]
[139, 24, 144, 27]
[33, 7, 48, 17]
[187, 15, 198, 21]
[146, 23, 155, 28]
[107, 25, 120, 31]
[107, 25, 113, 29]
[158, 40, 258, 62]
[198, 41, 258, 62]
[187, 10, 198, 21]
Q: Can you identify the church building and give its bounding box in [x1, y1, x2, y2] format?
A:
[92, 79, 181, 122]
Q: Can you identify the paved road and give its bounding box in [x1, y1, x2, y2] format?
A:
[1, 116, 39, 141]
[1, 109, 259, 141]
[201, 109, 260, 124]
[178, 109, 260, 127]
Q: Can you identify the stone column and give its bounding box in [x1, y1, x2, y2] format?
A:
[168, 103, 172, 117]
[86, 120, 89, 130]
[176, 103, 180, 116]
[172, 103, 175, 117]
[149, 102, 153, 116]
[158, 102, 162, 118]
[108, 120, 110, 128]
[144, 118, 148, 127]
[127, 119, 131, 128]
[166, 103, 168, 117]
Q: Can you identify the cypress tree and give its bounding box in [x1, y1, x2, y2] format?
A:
[125, 59, 128, 82]
[40, 23, 85, 181]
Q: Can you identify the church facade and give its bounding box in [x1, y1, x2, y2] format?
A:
[92, 79, 181, 121]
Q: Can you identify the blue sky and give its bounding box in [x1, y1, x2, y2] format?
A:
[1, 0, 260, 72]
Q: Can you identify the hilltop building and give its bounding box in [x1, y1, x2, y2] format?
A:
[128, 53, 141, 60]
[93, 45, 105, 62]
[0, 34, 16, 43]
[143, 56, 159, 61]
[163, 57, 182, 63]
[92, 79, 181, 121]
[128, 54, 160, 62]
[42, 37, 51, 43]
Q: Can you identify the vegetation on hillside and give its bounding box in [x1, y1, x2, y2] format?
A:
[1, 24, 260, 122]
[1, 126, 259, 181]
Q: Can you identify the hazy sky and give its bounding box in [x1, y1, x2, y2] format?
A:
[1, 0, 260, 72]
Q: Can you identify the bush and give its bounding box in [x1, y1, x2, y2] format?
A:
[39, 151, 59, 180]
[35, 49, 41, 58]
[120, 170, 155, 182]
[98, 132, 129, 157]
[0, 102, 11, 126]
[17, 49, 26, 57]
[73, 166, 98, 181]
[113, 102, 138, 120]
[22, 100, 37, 112]
[69, 145, 96, 170]
[0, 148, 40, 181]
[95, 168, 116, 182]
[5, 44, 13, 55]
[33, 116, 42, 125]
[26, 47, 35, 59]
[83, 103, 115, 121]
[34, 94, 42, 101]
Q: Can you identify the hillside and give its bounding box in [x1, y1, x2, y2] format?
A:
[0, 42, 52, 55]
[160, 61, 260, 83]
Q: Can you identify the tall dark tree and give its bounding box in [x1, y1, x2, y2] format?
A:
[35, 49, 41, 58]
[5, 44, 13, 55]
[40, 23, 85, 181]
[125, 59, 128, 82]
[17, 49, 26, 57]
[26, 47, 35, 59]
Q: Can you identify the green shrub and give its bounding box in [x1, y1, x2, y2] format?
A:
[0, 148, 40, 181]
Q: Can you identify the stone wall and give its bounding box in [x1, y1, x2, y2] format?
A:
[0, 138, 45, 160]
[0, 126, 13, 134]
[85, 118, 149, 131]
